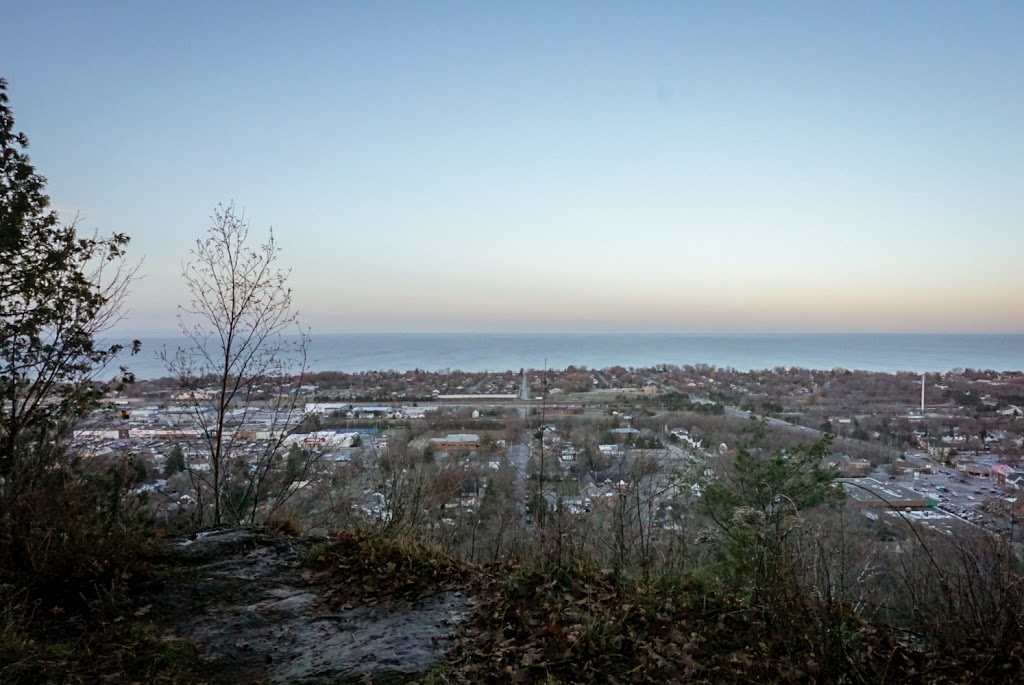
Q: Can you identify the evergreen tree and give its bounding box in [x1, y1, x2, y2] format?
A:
[0, 78, 140, 585]
[0, 77, 137, 485]
[164, 444, 187, 478]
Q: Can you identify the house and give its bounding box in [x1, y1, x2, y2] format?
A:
[997, 406, 1022, 419]
[578, 479, 630, 512]
[671, 428, 703, 449]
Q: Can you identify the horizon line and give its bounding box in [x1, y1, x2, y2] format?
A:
[110, 329, 1024, 337]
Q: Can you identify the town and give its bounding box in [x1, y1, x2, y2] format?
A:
[6, 1, 1024, 678]
[75, 364, 1024, 554]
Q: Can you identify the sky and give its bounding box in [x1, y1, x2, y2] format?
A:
[3, 1, 1023, 334]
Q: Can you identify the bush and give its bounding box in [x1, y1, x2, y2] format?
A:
[0, 453, 151, 607]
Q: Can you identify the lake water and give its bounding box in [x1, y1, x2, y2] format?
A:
[112, 333, 1024, 380]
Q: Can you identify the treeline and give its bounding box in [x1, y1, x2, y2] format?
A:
[660, 392, 725, 414]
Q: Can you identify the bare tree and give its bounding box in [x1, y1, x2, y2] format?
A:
[162, 203, 310, 526]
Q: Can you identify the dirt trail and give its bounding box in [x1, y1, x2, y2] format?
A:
[154, 527, 469, 684]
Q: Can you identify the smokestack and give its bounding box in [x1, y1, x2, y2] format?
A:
[921, 374, 925, 413]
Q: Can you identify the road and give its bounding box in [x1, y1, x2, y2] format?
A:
[722, 406, 822, 437]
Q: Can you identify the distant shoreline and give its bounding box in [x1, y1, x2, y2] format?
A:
[109, 332, 1024, 380]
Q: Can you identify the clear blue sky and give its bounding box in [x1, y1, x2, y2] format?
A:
[3, 1, 1022, 333]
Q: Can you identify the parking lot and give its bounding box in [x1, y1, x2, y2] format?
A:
[883, 466, 1020, 538]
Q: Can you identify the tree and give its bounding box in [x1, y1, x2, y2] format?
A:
[0, 77, 141, 587]
[0, 77, 138, 486]
[164, 444, 187, 478]
[162, 203, 310, 526]
[701, 435, 843, 593]
[704, 438, 840, 526]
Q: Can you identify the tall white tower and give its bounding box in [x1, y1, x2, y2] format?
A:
[920, 374, 925, 413]
[519, 368, 530, 401]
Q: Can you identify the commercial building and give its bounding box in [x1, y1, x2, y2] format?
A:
[430, 434, 480, 452]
